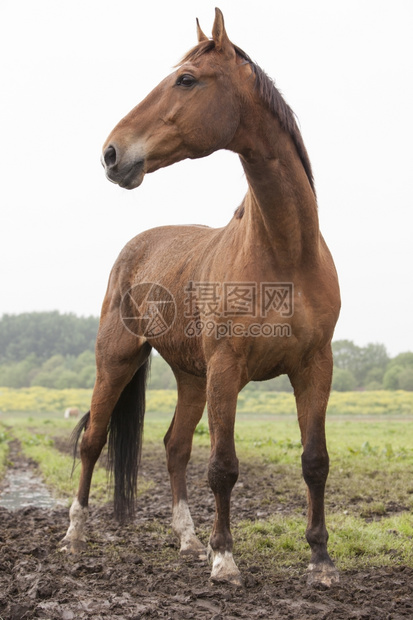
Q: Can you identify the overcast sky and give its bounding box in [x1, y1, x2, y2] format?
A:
[1, 0, 412, 357]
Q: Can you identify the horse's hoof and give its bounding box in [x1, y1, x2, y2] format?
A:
[59, 538, 87, 554]
[210, 571, 244, 587]
[307, 562, 339, 587]
[180, 546, 207, 562]
[179, 534, 207, 561]
[208, 546, 243, 587]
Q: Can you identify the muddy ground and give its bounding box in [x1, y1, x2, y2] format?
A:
[0, 439, 412, 619]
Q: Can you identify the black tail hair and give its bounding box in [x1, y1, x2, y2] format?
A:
[108, 358, 151, 522]
[71, 410, 90, 465]
[71, 357, 151, 522]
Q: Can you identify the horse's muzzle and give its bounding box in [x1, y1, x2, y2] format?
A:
[102, 144, 145, 190]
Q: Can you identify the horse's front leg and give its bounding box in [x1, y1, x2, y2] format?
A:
[291, 346, 339, 587]
[164, 370, 207, 560]
[206, 353, 245, 586]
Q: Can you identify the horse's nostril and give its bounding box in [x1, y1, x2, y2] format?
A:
[104, 145, 117, 168]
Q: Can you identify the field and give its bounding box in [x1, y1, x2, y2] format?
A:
[1, 386, 413, 416]
[0, 391, 413, 618]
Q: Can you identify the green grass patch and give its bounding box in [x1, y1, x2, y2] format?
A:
[235, 516, 308, 573]
[235, 511, 413, 574]
[330, 512, 413, 569]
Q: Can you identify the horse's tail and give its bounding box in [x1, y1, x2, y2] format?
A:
[108, 358, 151, 522]
[71, 356, 151, 522]
[71, 411, 90, 466]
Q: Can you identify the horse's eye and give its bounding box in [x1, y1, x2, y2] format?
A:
[176, 74, 196, 88]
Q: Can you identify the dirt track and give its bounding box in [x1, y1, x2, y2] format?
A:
[1, 441, 412, 619]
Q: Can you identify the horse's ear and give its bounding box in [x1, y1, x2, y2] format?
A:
[196, 18, 208, 42]
[212, 8, 234, 56]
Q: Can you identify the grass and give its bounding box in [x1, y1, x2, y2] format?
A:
[1, 387, 413, 416]
[235, 512, 413, 574]
[1, 393, 413, 574]
[0, 426, 11, 477]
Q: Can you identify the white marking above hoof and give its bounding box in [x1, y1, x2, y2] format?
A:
[60, 498, 88, 553]
[209, 546, 243, 587]
[307, 562, 340, 587]
[172, 500, 206, 560]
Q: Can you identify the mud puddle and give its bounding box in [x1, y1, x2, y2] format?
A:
[0, 468, 59, 510]
[0, 439, 64, 511]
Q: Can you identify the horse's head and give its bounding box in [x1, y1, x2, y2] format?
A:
[102, 8, 250, 189]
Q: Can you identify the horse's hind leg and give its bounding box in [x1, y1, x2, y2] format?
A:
[61, 313, 151, 553]
[164, 370, 207, 560]
[291, 346, 339, 587]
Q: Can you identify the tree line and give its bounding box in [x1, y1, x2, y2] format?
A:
[0, 312, 98, 389]
[0, 313, 412, 391]
[331, 340, 413, 391]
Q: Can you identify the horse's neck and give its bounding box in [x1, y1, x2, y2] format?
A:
[237, 120, 320, 268]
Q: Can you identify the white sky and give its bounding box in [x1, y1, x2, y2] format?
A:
[1, 0, 412, 357]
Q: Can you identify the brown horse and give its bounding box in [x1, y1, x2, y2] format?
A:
[62, 8, 340, 587]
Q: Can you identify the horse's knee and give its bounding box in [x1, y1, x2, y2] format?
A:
[301, 450, 329, 487]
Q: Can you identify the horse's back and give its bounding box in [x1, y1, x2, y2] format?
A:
[111, 224, 224, 287]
